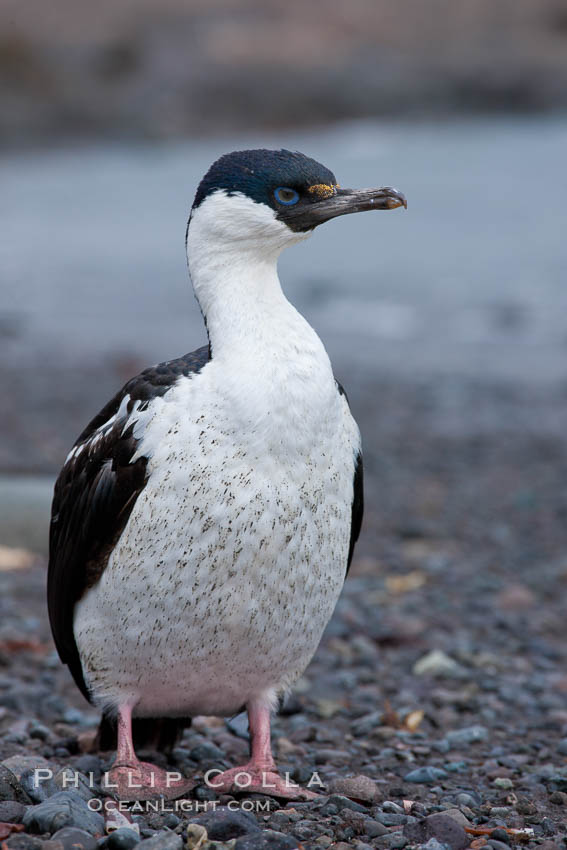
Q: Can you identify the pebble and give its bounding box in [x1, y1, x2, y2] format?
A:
[515, 797, 537, 815]
[186, 824, 207, 850]
[233, 830, 299, 850]
[374, 812, 408, 826]
[0, 799, 26, 822]
[489, 807, 510, 821]
[421, 841, 452, 850]
[445, 726, 489, 748]
[106, 828, 141, 850]
[73, 755, 102, 780]
[135, 833, 182, 850]
[23, 790, 105, 835]
[225, 713, 250, 740]
[376, 833, 408, 849]
[0, 765, 32, 804]
[351, 711, 383, 737]
[2, 835, 44, 850]
[492, 777, 513, 789]
[404, 766, 448, 784]
[2, 755, 52, 779]
[437, 808, 470, 827]
[53, 768, 96, 802]
[486, 841, 510, 850]
[20, 766, 59, 803]
[363, 818, 389, 837]
[489, 829, 510, 845]
[189, 807, 259, 840]
[189, 741, 225, 762]
[50, 827, 98, 850]
[328, 774, 380, 803]
[413, 650, 460, 677]
[325, 794, 368, 813]
[382, 801, 404, 813]
[404, 813, 469, 850]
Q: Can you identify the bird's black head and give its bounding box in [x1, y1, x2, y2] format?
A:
[191, 148, 406, 234]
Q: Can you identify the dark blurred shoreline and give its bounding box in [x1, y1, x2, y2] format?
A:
[2, 0, 567, 148]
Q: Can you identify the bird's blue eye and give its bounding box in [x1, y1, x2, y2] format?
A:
[274, 187, 300, 206]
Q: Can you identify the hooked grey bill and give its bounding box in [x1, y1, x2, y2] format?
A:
[279, 186, 407, 231]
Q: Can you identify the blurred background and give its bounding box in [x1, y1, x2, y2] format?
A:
[1, 0, 567, 822]
[1, 0, 567, 560]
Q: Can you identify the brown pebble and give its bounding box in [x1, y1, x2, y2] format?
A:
[329, 774, 381, 803]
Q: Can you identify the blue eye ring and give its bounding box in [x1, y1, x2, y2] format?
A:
[274, 187, 300, 206]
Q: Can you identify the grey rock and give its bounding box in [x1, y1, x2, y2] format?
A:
[23, 790, 105, 836]
[351, 711, 383, 737]
[73, 755, 103, 780]
[382, 801, 405, 813]
[438, 809, 470, 827]
[106, 828, 141, 850]
[189, 741, 225, 762]
[375, 812, 408, 826]
[225, 712, 250, 740]
[0, 765, 32, 804]
[0, 799, 26, 822]
[136, 833, 182, 850]
[2, 755, 52, 780]
[404, 813, 469, 850]
[234, 830, 299, 850]
[20, 767, 60, 803]
[326, 794, 368, 812]
[445, 726, 489, 749]
[548, 775, 567, 792]
[557, 738, 567, 756]
[488, 829, 510, 845]
[1, 835, 44, 850]
[28, 721, 51, 741]
[404, 766, 448, 784]
[53, 768, 98, 801]
[363, 818, 389, 837]
[377, 834, 408, 849]
[455, 791, 481, 808]
[422, 840, 452, 850]
[50, 827, 98, 850]
[189, 806, 259, 840]
[486, 842, 510, 850]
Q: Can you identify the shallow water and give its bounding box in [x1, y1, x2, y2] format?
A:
[2, 117, 567, 386]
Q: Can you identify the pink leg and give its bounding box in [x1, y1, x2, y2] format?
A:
[207, 700, 317, 800]
[104, 704, 194, 801]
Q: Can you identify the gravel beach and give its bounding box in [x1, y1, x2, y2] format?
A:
[1, 368, 567, 849]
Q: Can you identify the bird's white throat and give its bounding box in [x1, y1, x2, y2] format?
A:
[186, 190, 314, 362]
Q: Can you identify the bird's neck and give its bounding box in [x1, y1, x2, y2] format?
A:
[188, 239, 323, 366]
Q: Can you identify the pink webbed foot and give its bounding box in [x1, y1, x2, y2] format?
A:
[208, 763, 318, 800]
[104, 760, 195, 802]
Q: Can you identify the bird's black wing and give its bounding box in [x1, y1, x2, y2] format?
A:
[336, 381, 364, 576]
[47, 345, 211, 701]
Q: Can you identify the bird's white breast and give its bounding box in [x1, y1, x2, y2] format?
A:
[74, 232, 361, 717]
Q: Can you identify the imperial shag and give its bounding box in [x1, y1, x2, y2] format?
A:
[48, 149, 406, 801]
